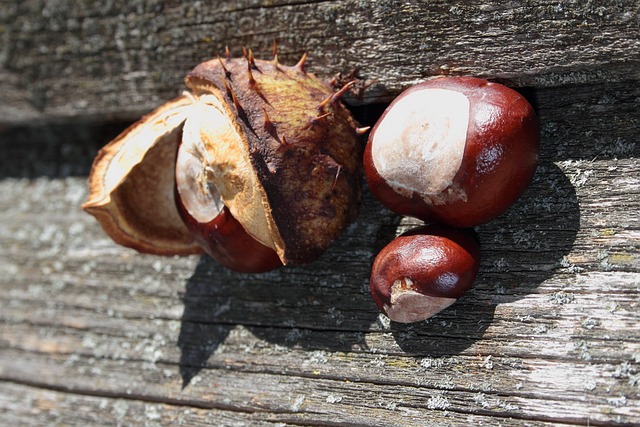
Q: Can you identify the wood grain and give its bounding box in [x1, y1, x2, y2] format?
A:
[1, 0, 639, 425]
[1, 0, 639, 124]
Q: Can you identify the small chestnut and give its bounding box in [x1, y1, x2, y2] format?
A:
[364, 76, 539, 228]
[369, 224, 480, 323]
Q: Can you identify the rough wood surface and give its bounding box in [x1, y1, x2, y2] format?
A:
[1, 0, 639, 125]
[1, 0, 639, 426]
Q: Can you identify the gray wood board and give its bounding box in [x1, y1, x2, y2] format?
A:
[1, 0, 639, 425]
[1, 0, 639, 125]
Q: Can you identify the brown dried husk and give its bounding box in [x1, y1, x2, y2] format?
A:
[83, 55, 362, 265]
[82, 95, 202, 255]
[185, 57, 362, 264]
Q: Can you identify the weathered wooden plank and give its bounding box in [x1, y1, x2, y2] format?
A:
[1, 136, 639, 425]
[2, 289, 639, 396]
[1, 5, 640, 423]
[0, 382, 300, 427]
[0, 157, 638, 334]
[0, 382, 583, 427]
[1, 347, 638, 426]
[1, 0, 639, 124]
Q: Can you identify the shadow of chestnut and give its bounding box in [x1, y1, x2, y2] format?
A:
[176, 160, 579, 386]
[177, 186, 397, 387]
[391, 160, 580, 354]
[475, 161, 581, 297]
[177, 86, 587, 384]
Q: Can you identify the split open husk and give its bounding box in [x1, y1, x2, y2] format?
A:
[83, 54, 363, 266]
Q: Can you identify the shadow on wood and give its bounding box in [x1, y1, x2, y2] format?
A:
[0, 121, 128, 179]
[175, 151, 581, 389]
[176, 159, 580, 387]
[393, 161, 580, 353]
[176, 189, 399, 388]
[173, 86, 582, 388]
[0, 80, 592, 392]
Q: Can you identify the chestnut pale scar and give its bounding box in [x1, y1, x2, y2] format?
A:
[370, 88, 469, 202]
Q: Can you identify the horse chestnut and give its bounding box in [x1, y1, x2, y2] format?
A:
[364, 76, 539, 227]
[370, 224, 480, 323]
[175, 138, 282, 273]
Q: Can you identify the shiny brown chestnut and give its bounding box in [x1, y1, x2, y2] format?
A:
[364, 76, 539, 228]
[175, 139, 282, 273]
[370, 224, 480, 323]
[176, 203, 282, 273]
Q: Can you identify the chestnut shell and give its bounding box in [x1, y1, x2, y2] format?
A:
[82, 54, 363, 268]
[185, 57, 363, 264]
[82, 95, 201, 255]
